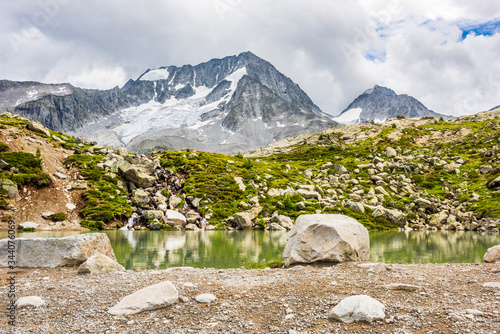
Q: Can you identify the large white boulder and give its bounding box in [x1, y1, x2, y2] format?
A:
[78, 253, 125, 274]
[0, 233, 115, 268]
[108, 281, 178, 315]
[483, 244, 500, 263]
[282, 214, 369, 267]
[329, 295, 385, 323]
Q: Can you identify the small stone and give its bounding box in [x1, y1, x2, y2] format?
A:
[71, 180, 88, 190]
[54, 172, 67, 179]
[15, 296, 45, 308]
[195, 293, 216, 304]
[329, 295, 385, 323]
[78, 253, 125, 274]
[108, 281, 178, 315]
[184, 223, 199, 230]
[179, 296, 190, 303]
[66, 203, 76, 210]
[386, 147, 397, 158]
[384, 283, 420, 291]
[482, 282, 500, 288]
[465, 309, 484, 316]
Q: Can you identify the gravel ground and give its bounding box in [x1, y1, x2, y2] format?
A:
[1, 263, 499, 333]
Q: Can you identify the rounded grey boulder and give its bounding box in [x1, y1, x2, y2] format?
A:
[282, 214, 369, 267]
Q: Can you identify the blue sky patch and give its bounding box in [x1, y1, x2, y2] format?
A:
[364, 50, 386, 62]
[461, 18, 500, 40]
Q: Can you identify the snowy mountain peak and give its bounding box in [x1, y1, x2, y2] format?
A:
[335, 85, 449, 124]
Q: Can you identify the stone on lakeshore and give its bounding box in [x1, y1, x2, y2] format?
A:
[19, 221, 39, 229]
[195, 293, 216, 304]
[185, 223, 199, 230]
[278, 215, 294, 230]
[484, 245, 500, 263]
[78, 253, 125, 274]
[142, 210, 164, 220]
[429, 211, 448, 227]
[233, 206, 262, 230]
[0, 233, 115, 268]
[15, 296, 45, 309]
[164, 210, 187, 227]
[282, 214, 369, 267]
[185, 210, 201, 224]
[482, 282, 500, 288]
[268, 223, 286, 231]
[108, 281, 178, 315]
[329, 295, 385, 323]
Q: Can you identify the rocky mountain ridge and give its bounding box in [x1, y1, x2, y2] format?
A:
[1, 52, 336, 155]
[0, 109, 498, 234]
[333, 85, 450, 124]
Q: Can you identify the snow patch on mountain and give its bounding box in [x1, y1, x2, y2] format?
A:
[333, 108, 363, 124]
[112, 67, 248, 145]
[139, 68, 170, 81]
[225, 67, 247, 91]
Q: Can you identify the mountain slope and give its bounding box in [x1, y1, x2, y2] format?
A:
[2, 52, 336, 154]
[334, 85, 449, 124]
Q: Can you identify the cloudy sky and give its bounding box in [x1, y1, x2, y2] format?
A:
[1, 0, 500, 116]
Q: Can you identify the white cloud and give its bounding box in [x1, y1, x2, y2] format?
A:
[0, 0, 499, 115]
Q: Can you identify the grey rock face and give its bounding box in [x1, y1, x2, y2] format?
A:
[335, 85, 450, 124]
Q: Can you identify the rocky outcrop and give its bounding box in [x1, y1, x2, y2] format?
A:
[108, 281, 178, 316]
[282, 214, 370, 267]
[329, 295, 385, 323]
[0, 233, 115, 268]
[78, 253, 125, 274]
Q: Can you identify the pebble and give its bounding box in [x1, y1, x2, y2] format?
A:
[194, 293, 216, 304]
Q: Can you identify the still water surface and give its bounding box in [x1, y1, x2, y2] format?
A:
[2, 230, 499, 269]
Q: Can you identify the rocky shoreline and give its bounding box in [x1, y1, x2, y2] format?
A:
[2, 263, 499, 333]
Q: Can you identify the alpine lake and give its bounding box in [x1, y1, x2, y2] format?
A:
[2, 230, 499, 270]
